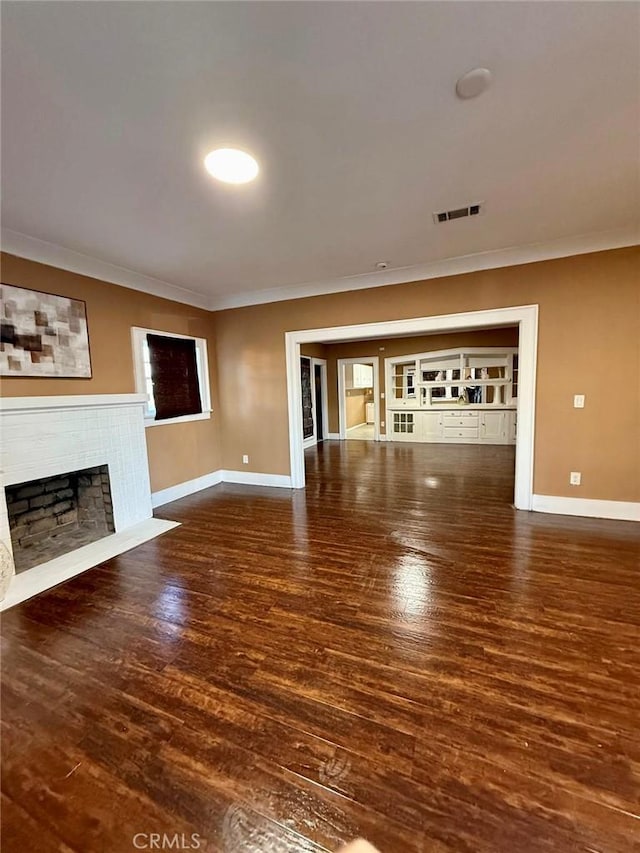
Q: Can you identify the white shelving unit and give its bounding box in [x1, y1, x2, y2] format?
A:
[386, 347, 518, 445]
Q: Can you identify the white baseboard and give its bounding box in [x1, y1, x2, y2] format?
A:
[152, 468, 293, 506]
[327, 431, 384, 441]
[532, 494, 640, 522]
[222, 470, 292, 488]
[152, 471, 223, 507]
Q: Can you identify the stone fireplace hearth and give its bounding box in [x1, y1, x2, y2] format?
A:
[7, 465, 115, 572]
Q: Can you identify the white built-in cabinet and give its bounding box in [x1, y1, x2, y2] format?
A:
[423, 411, 442, 441]
[386, 347, 518, 445]
[480, 411, 505, 442]
[351, 363, 374, 389]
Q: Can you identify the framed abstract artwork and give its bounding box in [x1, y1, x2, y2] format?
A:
[0, 283, 92, 378]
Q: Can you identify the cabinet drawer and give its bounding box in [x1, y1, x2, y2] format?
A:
[444, 426, 479, 439]
[442, 415, 480, 427]
[442, 410, 478, 420]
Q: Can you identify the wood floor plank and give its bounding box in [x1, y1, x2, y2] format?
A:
[2, 441, 639, 851]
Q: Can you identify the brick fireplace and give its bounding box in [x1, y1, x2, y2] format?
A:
[0, 394, 154, 585]
[7, 465, 115, 572]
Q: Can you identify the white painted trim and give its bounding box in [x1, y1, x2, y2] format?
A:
[0, 518, 179, 611]
[4, 226, 637, 313]
[221, 470, 292, 488]
[131, 326, 212, 422]
[300, 356, 328, 447]
[300, 355, 314, 447]
[0, 393, 146, 413]
[151, 471, 223, 508]
[145, 411, 211, 428]
[1, 228, 210, 310]
[311, 358, 330, 442]
[286, 305, 538, 511]
[209, 227, 639, 310]
[151, 468, 293, 505]
[327, 432, 341, 440]
[337, 356, 380, 441]
[532, 495, 640, 522]
[287, 340, 304, 470]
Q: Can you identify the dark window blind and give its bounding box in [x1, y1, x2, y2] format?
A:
[147, 334, 202, 420]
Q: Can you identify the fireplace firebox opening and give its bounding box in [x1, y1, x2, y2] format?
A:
[6, 465, 115, 572]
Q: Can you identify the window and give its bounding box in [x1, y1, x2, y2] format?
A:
[131, 327, 211, 426]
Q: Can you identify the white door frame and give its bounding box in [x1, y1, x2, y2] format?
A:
[337, 356, 380, 440]
[285, 304, 538, 510]
[312, 357, 329, 443]
[301, 356, 329, 448]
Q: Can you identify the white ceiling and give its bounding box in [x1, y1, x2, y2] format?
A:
[2, 2, 639, 310]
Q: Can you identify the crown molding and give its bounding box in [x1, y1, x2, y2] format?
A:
[2, 224, 638, 313]
[1, 228, 211, 310]
[210, 226, 640, 310]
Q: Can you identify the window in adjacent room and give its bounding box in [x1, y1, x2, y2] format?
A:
[131, 327, 211, 426]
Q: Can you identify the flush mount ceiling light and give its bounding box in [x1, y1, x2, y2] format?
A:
[204, 148, 259, 184]
[455, 67, 493, 100]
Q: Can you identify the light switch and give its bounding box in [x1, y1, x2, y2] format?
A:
[574, 394, 585, 408]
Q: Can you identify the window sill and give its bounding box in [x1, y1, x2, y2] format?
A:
[144, 410, 212, 428]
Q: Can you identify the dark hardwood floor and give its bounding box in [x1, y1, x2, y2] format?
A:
[2, 441, 639, 852]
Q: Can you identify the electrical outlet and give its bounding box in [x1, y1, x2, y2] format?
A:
[380, 392, 385, 399]
[570, 471, 581, 486]
[242, 455, 249, 465]
[574, 394, 585, 408]
[381, 421, 385, 428]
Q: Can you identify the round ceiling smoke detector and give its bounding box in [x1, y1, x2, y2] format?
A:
[455, 67, 492, 100]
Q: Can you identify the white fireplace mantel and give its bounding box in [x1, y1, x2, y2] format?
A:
[0, 393, 147, 414]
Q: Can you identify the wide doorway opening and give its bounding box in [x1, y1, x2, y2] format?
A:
[286, 305, 537, 510]
[338, 357, 380, 442]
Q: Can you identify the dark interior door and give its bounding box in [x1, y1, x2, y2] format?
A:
[314, 364, 324, 441]
[300, 358, 314, 439]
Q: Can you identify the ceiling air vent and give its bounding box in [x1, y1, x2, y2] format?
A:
[433, 203, 483, 224]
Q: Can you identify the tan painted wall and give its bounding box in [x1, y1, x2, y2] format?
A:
[215, 247, 640, 502]
[300, 343, 328, 360]
[346, 390, 371, 428]
[1, 253, 221, 493]
[3, 248, 638, 502]
[325, 328, 519, 434]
